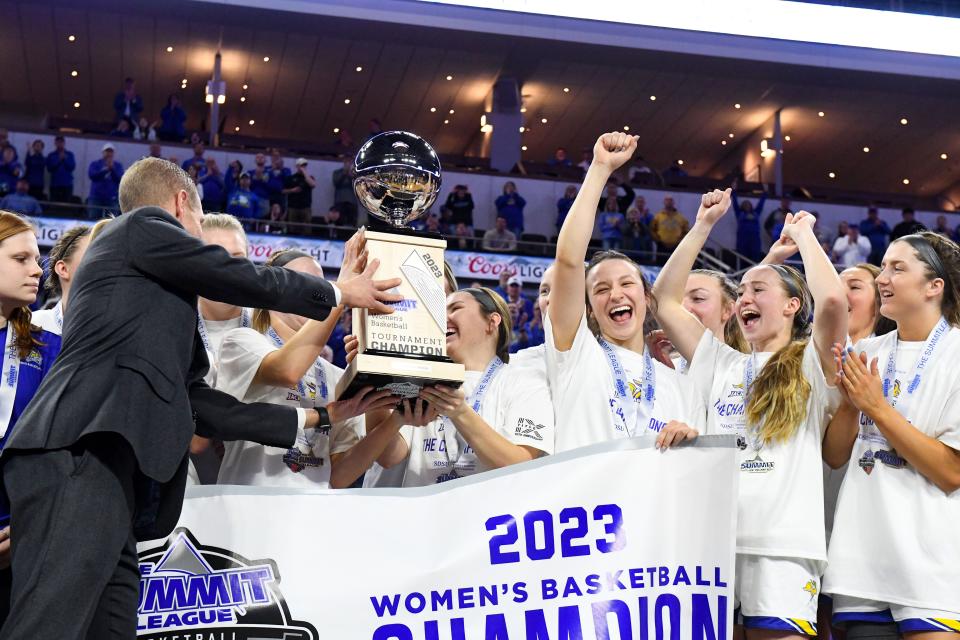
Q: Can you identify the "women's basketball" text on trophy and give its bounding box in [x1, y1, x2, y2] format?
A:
[335, 131, 465, 400]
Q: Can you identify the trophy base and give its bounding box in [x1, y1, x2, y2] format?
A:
[335, 352, 465, 401]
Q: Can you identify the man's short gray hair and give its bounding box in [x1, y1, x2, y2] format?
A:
[201, 213, 249, 254]
[118, 157, 199, 214]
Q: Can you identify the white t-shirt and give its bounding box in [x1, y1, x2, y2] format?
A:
[824, 328, 960, 612]
[399, 360, 555, 487]
[545, 313, 688, 453]
[199, 310, 250, 387]
[832, 235, 872, 268]
[687, 331, 840, 561]
[31, 302, 62, 335]
[214, 327, 362, 488]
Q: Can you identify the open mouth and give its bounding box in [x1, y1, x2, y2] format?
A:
[445, 326, 458, 342]
[609, 305, 633, 324]
[740, 309, 761, 329]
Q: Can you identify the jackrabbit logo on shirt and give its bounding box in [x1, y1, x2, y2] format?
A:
[137, 528, 317, 639]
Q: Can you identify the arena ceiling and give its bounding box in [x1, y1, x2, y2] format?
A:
[0, 0, 957, 205]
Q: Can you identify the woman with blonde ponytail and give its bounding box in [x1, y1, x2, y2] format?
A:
[0, 211, 61, 623]
[653, 195, 847, 639]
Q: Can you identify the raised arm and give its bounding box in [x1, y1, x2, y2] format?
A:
[550, 132, 638, 350]
[779, 213, 847, 375]
[652, 189, 731, 361]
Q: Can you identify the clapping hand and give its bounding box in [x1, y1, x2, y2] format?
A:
[832, 343, 885, 416]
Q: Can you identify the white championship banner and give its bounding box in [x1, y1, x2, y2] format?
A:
[136, 437, 736, 639]
[29, 215, 660, 284]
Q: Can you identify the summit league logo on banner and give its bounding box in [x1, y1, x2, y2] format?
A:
[138, 438, 737, 639]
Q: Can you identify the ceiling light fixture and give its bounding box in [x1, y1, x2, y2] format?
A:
[73, 101, 80, 108]
[903, 178, 910, 184]
[444, 119, 449, 124]
[784, 135, 791, 141]
[677, 160, 684, 166]
[234, 126, 240, 132]
[623, 125, 630, 131]
[563, 87, 570, 93]
[356, 66, 363, 72]
[446, 75, 453, 81]
[900, 117, 909, 125]
[263, 56, 270, 62]
[248, 119, 255, 125]
[942, 153, 949, 160]
[334, 127, 340, 133]
[863, 146, 870, 153]
[242, 84, 248, 90]
[734, 103, 741, 109]
[344, 98, 351, 104]
[519, 126, 525, 133]
[166, 46, 173, 53]
[818, 111, 825, 117]
[760, 139, 776, 158]
[430, 107, 437, 112]
[70, 70, 78, 77]
[520, 107, 527, 113]
[67, 35, 76, 42]
[449, 109, 455, 114]
[728, 133, 735, 138]
[240, 96, 246, 102]
[828, 172, 836, 178]
[649, 95, 656, 101]
[721, 140, 727, 145]
[541, 118, 548, 124]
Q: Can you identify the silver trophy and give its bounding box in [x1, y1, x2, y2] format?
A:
[335, 131, 464, 401]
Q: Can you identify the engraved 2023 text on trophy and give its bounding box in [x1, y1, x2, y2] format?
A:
[335, 131, 465, 400]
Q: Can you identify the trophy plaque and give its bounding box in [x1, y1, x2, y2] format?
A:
[335, 131, 465, 400]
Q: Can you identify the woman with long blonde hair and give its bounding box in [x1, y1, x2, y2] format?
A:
[653, 194, 847, 638]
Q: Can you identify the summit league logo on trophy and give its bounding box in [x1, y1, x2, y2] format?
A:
[336, 131, 465, 400]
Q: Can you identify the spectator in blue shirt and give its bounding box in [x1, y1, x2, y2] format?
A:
[495, 181, 526, 236]
[181, 143, 207, 177]
[109, 119, 134, 138]
[858, 207, 891, 266]
[86, 143, 124, 218]
[0, 147, 23, 197]
[113, 78, 143, 126]
[246, 153, 271, 217]
[46, 136, 76, 203]
[225, 159, 243, 195]
[0, 128, 15, 161]
[0, 178, 42, 215]
[267, 150, 291, 207]
[731, 185, 767, 262]
[158, 94, 187, 142]
[599, 198, 625, 251]
[226, 173, 260, 225]
[556, 185, 577, 230]
[200, 158, 225, 211]
[23, 140, 46, 200]
[548, 147, 573, 167]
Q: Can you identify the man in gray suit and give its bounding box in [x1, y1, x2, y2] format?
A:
[0, 158, 400, 638]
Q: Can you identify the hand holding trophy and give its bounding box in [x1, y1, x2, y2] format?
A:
[335, 131, 465, 400]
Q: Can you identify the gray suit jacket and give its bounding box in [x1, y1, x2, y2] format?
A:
[7, 206, 338, 537]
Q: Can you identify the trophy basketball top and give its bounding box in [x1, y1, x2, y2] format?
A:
[353, 131, 442, 228]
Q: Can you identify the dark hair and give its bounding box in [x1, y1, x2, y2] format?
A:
[45, 225, 91, 296]
[584, 250, 655, 337]
[893, 232, 960, 327]
[461, 288, 512, 364]
[903, 207, 915, 215]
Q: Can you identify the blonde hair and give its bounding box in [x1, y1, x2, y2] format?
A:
[119, 157, 199, 213]
[201, 213, 249, 254]
[443, 260, 458, 296]
[690, 269, 748, 353]
[44, 225, 91, 296]
[88, 217, 114, 242]
[0, 211, 42, 358]
[251, 250, 314, 333]
[744, 264, 813, 445]
[848, 263, 896, 336]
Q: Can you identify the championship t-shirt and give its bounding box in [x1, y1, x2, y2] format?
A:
[214, 328, 361, 488]
[824, 328, 960, 612]
[687, 331, 840, 561]
[400, 361, 554, 487]
[200, 311, 249, 387]
[545, 313, 688, 453]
